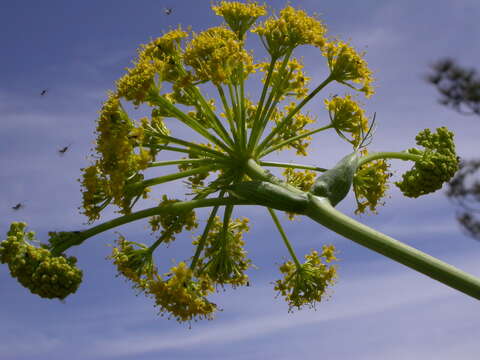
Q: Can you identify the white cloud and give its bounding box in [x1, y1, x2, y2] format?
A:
[88, 252, 478, 358]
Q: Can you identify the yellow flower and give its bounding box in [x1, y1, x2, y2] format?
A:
[116, 56, 165, 107]
[274, 247, 337, 311]
[93, 92, 155, 214]
[283, 168, 316, 192]
[353, 150, 392, 214]
[212, 1, 267, 39]
[107, 235, 155, 285]
[322, 40, 374, 97]
[184, 26, 254, 85]
[146, 262, 217, 322]
[78, 164, 112, 222]
[271, 102, 316, 156]
[194, 217, 251, 287]
[252, 5, 327, 57]
[324, 95, 370, 148]
[149, 195, 198, 243]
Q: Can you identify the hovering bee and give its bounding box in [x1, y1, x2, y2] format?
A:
[164, 7, 173, 15]
[40, 89, 48, 96]
[12, 203, 25, 211]
[58, 143, 72, 155]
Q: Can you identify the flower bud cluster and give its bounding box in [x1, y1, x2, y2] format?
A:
[0, 223, 82, 300]
[396, 127, 459, 198]
[274, 245, 337, 311]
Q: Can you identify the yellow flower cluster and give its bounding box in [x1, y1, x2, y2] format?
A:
[272, 103, 316, 156]
[274, 245, 337, 311]
[324, 95, 369, 148]
[108, 238, 216, 322]
[283, 168, 316, 192]
[212, 1, 267, 39]
[252, 6, 327, 57]
[260, 58, 310, 100]
[184, 26, 254, 85]
[144, 27, 189, 61]
[147, 262, 217, 322]
[80, 92, 155, 220]
[79, 164, 111, 221]
[353, 150, 392, 214]
[149, 195, 199, 243]
[116, 56, 165, 106]
[0, 223, 83, 300]
[194, 216, 251, 287]
[322, 40, 374, 97]
[116, 28, 189, 106]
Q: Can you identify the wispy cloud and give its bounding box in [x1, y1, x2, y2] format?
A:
[87, 253, 477, 358]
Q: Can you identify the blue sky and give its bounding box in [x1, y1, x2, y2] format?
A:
[1, 0, 480, 359]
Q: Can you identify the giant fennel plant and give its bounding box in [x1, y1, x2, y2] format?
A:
[2, 2, 479, 323]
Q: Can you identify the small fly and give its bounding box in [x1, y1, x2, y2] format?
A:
[40, 89, 48, 96]
[58, 143, 72, 155]
[12, 203, 25, 211]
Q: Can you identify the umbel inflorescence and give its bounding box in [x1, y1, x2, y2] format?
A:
[2, 1, 475, 323]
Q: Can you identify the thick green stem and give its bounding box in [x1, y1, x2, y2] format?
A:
[305, 194, 480, 300]
[53, 197, 252, 254]
[244, 158, 305, 196]
[268, 208, 302, 268]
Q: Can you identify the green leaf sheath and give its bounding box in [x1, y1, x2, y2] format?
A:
[306, 194, 480, 300]
[311, 152, 360, 206]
